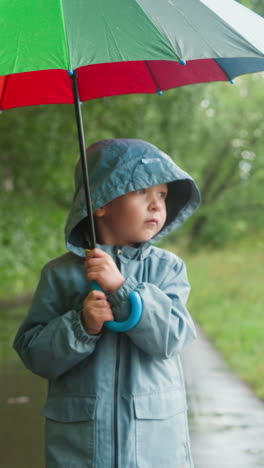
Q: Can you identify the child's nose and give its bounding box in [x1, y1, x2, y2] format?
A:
[149, 196, 162, 210]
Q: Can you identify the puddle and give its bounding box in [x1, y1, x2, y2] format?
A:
[0, 304, 46, 468]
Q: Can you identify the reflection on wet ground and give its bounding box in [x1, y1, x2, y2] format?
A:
[0, 304, 46, 468]
[182, 325, 264, 468]
[1, 308, 264, 467]
[0, 361, 46, 468]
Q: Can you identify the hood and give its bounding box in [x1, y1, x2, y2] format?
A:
[65, 139, 201, 256]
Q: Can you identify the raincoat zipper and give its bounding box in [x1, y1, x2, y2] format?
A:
[113, 248, 122, 468]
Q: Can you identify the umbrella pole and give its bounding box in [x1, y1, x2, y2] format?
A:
[70, 70, 97, 250]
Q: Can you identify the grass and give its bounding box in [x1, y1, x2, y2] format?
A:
[0, 198, 66, 299]
[167, 235, 264, 399]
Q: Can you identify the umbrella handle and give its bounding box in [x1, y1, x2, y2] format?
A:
[91, 281, 142, 332]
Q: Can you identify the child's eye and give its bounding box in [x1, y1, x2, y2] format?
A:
[136, 189, 146, 194]
[159, 191, 167, 199]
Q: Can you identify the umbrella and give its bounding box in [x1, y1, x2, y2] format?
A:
[1, 0, 264, 330]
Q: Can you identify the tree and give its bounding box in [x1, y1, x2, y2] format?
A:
[238, 0, 264, 16]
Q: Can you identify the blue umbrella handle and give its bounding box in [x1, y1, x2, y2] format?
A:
[91, 281, 142, 332]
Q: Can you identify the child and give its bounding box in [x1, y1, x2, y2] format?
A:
[14, 139, 200, 468]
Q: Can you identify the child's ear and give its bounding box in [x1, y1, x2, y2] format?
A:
[94, 206, 106, 218]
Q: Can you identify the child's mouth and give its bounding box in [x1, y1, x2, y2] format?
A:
[145, 219, 158, 226]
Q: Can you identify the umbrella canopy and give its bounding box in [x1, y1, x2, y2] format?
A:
[0, 0, 264, 110]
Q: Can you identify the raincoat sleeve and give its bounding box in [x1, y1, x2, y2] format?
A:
[108, 256, 196, 358]
[13, 263, 101, 381]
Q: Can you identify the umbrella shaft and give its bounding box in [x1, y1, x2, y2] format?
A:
[71, 70, 96, 249]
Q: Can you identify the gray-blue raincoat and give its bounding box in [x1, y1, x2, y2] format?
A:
[14, 139, 201, 468]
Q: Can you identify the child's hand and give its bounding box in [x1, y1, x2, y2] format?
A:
[85, 248, 125, 293]
[82, 290, 114, 335]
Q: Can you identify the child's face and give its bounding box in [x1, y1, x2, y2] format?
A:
[95, 183, 168, 246]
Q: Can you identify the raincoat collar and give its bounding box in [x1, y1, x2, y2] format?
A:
[96, 242, 152, 262]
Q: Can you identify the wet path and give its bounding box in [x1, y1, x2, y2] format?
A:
[182, 325, 264, 468]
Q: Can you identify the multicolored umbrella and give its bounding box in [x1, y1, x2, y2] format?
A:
[1, 0, 264, 329]
[1, 1, 264, 108]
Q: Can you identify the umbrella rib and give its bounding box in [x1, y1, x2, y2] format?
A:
[0, 75, 9, 110]
[58, 0, 71, 69]
[214, 59, 232, 82]
[144, 60, 161, 93]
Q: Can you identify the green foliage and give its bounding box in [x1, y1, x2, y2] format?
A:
[0, 194, 66, 298]
[237, 0, 264, 16]
[167, 74, 264, 249]
[177, 236, 264, 399]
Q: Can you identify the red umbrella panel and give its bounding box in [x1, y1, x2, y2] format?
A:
[0, 59, 240, 110]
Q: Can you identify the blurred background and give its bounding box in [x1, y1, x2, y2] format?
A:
[1, 1, 263, 466]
